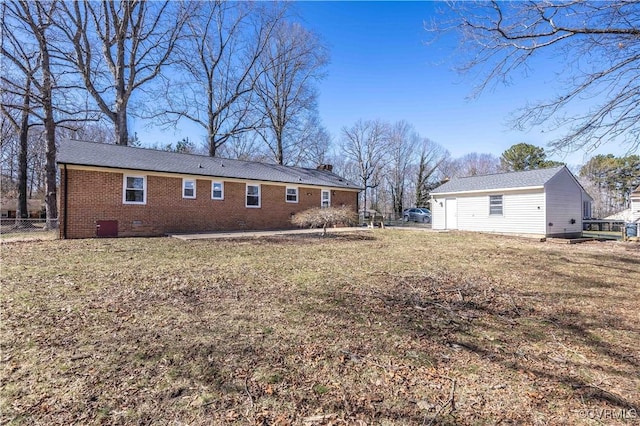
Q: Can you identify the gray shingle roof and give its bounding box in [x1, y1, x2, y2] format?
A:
[431, 166, 566, 194]
[57, 139, 360, 190]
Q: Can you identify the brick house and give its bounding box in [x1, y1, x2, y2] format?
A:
[57, 140, 360, 239]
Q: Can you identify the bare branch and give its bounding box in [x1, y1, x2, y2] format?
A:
[432, 1, 640, 153]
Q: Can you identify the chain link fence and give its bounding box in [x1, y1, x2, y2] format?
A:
[359, 210, 432, 228]
[0, 218, 59, 235]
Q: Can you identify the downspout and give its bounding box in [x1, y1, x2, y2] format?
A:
[63, 163, 68, 239]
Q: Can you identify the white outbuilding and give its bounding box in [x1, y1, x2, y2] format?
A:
[430, 166, 592, 238]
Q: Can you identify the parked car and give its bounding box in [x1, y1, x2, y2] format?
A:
[403, 208, 431, 223]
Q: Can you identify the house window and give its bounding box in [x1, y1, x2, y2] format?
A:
[246, 184, 260, 208]
[123, 175, 146, 204]
[212, 181, 224, 200]
[321, 189, 331, 208]
[183, 179, 196, 199]
[489, 195, 503, 215]
[286, 187, 298, 203]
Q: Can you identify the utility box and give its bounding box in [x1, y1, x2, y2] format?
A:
[96, 220, 118, 237]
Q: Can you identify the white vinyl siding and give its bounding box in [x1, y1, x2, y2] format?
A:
[456, 190, 546, 235]
[544, 168, 583, 236]
[632, 192, 640, 221]
[431, 168, 586, 237]
[430, 196, 446, 230]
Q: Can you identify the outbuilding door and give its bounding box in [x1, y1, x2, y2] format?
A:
[445, 198, 458, 230]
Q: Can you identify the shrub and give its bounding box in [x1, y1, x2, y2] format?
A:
[291, 206, 357, 236]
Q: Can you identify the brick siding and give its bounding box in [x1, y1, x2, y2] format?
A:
[59, 168, 358, 239]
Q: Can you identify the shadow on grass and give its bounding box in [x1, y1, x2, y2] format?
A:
[327, 271, 640, 414]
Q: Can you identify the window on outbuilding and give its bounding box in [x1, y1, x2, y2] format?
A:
[123, 175, 146, 204]
[286, 187, 298, 203]
[183, 179, 196, 199]
[212, 181, 224, 200]
[489, 195, 503, 215]
[246, 184, 260, 208]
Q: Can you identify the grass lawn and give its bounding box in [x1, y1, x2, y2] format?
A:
[1, 230, 639, 425]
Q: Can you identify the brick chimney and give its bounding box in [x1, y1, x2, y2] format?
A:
[317, 164, 333, 172]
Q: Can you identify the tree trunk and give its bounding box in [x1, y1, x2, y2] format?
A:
[41, 36, 58, 229]
[44, 133, 57, 229]
[276, 130, 284, 165]
[115, 105, 129, 146]
[16, 82, 30, 221]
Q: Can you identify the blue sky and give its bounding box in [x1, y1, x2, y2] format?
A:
[135, 1, 628, 167]
[289, 1, 626, 166]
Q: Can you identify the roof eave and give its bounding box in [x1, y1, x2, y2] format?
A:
[430, 185, 545, 196]
[58, 161, 360, 191]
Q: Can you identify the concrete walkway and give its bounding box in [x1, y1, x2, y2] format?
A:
[168, 224, 437, 240]
[168, 226, 371, 240]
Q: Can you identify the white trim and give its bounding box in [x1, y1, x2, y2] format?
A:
[123, 175, 147, 205]
[182, 178, 196, 199]
[246, 183, 261, 208]
[211, 181, 224, 200]
[489, 194, 503, 216]
[432, 185, 545, 197]
[286, 186, 298, 203]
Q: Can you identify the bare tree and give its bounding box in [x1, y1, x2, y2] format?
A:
[0, 105, 19, 193]
[436, 1, 640, 154]
[217, 132, 270, 162]
[441, 153, 500, 178]
[0, 70, 33, 219]
[341, 119, 389, 211]
[414, 138, 449, 208]
[254, 21, 329, 165]
[57, 0, 191, 145]
[386, 121, 419, 217]
[285, 114, 332, 168]
[151, 1, 285, 157]
[2, 0, 60, 227]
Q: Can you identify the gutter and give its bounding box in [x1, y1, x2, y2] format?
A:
[60, 162, 360, 192]
[63, 163, 68, 239]
[431, 185, 545, 196]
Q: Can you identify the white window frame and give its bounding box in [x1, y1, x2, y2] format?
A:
[321, 189, 331, 208]
[286, 186, 298, 203]
[182, 178, 196, 199]
[246, 184, 261, 208]
[211, 181, 224, 200]
[489, 195, 503, 216]
[123, 175, 147, 205]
